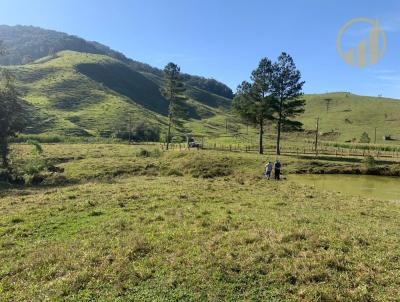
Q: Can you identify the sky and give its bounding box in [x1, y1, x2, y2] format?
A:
[1, 0, 400, 98]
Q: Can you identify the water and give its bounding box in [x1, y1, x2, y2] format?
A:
[290, 174, 400, 201]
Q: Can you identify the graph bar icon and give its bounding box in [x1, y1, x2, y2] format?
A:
[369, 21, 379, 64]
[344, 48, 354, 66]
[337, 18, 386, 68]
[357, 40, 366, 68]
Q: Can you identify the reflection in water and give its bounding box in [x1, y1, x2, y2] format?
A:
[290, 174, 400, 201]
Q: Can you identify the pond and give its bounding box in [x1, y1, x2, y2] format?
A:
[289, 174, 400, 201]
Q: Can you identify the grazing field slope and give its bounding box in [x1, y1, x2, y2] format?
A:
[301, 92, 400, 144]
[9, 51, 233, 138]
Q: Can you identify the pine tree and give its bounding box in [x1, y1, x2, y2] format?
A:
[161, 63, 186, 150]
[233, 58, 275, 154]
[271, 53, 305, 155]
[0, 70, 26, 168]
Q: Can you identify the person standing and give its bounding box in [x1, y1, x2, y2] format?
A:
[265, 161, 273, 179]
[274, 160, 281, 180]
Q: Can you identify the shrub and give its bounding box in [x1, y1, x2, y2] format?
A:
[359, 132, 371, 143]
[27, 140, 43, 155]
[362, 155, 376, 169]
[115, 122, 160, 142]
[0, 168, 10, 182]
[136, 148, 162, 158]
[136, 148, 152, 158]
[165, 169, 183, 176]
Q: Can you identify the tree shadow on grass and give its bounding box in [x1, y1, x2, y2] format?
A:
[77, 62, 169, 115]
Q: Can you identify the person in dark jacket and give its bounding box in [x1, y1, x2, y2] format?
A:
[274, 160, 281, 180]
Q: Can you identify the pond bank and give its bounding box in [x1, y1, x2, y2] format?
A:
[293, 160, 400, 177]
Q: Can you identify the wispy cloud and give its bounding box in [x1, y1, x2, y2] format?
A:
[380, 15, 400, 33]
[372, 70, 400, 94]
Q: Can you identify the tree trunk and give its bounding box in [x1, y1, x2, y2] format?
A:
[276, 98, 283, 155]
[259, 119, 264, 154]
[276, 114, 282, 155]
[166, 115, 172, 150]
[0, 139, 8, 168]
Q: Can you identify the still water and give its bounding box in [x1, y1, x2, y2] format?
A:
[290, 174, 400, 201]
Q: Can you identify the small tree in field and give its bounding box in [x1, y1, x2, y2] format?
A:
[233, 58, 275, 154]
[0, 70, 26, 168]
[359, 132, 371, 143]
[271, 53, 305, 155]
[161, 63, 186, 150]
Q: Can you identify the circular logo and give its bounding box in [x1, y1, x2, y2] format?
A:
[337, 18, 386, 68]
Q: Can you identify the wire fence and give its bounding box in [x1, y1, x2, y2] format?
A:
[158, 142, 400, 160]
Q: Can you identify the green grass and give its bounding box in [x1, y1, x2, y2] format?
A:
[1, 144, 400, 301]
[300, 92, 400, 144]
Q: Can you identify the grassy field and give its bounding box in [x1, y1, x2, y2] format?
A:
[300, 92, 400, 144]
[1, 144, 400, 301]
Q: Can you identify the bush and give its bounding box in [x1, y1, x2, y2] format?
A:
[136, 149, 152, 158]
[10, 134, 65, 143]
[0, 168, 10, 182]
[359, 132, 371, 144]
[23, 160, 45, 175]
[115, 122, 160, 142]
[136, 148, 162, 158]
[362, 155, 376, 169]
[165, 168, 184, 177]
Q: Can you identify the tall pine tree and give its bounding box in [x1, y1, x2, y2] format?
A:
[233, 58, 275, 154]
[0, 70, 26, 168]
[161, 63, 186, 150]
[271, 53, 305, 155]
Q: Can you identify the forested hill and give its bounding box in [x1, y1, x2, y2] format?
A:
[0, 25, 233, 99]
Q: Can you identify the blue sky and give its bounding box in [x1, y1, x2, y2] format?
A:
[1, 0, 400, 97]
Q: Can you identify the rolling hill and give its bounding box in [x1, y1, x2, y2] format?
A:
[0, 25, 233, 99]
[9, 51, 233, 139]
[300, 92, 400, 144]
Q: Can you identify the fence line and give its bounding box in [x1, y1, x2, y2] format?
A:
[133, 141, 400, 160]
[197, 143, 400, 159]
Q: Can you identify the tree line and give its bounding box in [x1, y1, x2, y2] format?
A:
[233, 53, 305, 155]
[160, 52, 305, 155]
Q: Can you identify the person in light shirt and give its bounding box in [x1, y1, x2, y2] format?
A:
[265, 161, 273, 180]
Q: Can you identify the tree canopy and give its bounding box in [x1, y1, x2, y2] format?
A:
[161, 62, 187, 150]
[233, 53, 305, 155]
[0, 70, 27, 167]
[271, 53, 305, 154]
[233, 58, 276, 154]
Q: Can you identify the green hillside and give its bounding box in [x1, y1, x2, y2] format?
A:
[0, 25, 233, 99]
[10, 51, 233, 139]
[6, 50, 400, 147]
[300, 93, 400, 144]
